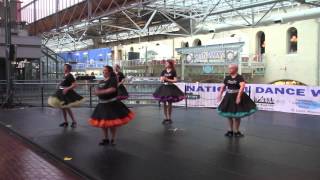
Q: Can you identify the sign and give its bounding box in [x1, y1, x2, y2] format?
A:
[175, 83, 221, 108]
[174, 83, 320, 116]
[176, 42, 244, 65]
[250, 84, 320, 115]
[202, 65, 214, 74]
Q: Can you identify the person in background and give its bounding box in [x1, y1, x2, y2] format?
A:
[217, 64, 257, 137]
[153, 60, 185, 124]
[48, 64, 85, 128]
[114, 65, 129, 100]
[89, 66, 135, 146]
[90, 72, 96, 82]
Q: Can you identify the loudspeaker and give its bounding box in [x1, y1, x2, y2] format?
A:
[0, 59, 5, 80]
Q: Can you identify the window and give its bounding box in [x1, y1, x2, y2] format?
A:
[257, 31, 265, 55]
[193, 39, 202, 47]
[181, 42, 189, 48]
[288, 27, 298, 53]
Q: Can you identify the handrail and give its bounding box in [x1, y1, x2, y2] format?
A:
[12, 82, 162, 86]
[0, 82, 166, 108]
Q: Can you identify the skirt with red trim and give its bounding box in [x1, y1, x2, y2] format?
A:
[153, 84, 185, 103]
[117, 84, 129, 100]
[89, 100, 134, 128]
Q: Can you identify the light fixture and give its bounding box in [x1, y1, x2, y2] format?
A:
[92, 19, 99, 23]
[101, 17, 109, 20]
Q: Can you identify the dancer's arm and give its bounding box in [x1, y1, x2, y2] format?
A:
[95, 78, 117, 96]
[63, 75, 78, 94]
[236, 82, 245, 104]
[95, 87, 117, 96]
[164, 77, 177, 83]
[118, 72, 125, 86]
[218, 84, 226, 102]
[163, 70, 177, 83]
[160, 70, 166, 82]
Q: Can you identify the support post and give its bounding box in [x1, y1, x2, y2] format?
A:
[2, 0, 13, 108]
[41, 86, 44, 107]
[184, 84, 188, 109]
[89, 85, 92, 108]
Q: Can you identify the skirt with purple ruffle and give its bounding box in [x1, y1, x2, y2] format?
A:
[153, 84, 185, 103]
[117, 84, 129, 100]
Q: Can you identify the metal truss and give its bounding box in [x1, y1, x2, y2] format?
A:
[36, 0, 320, 52]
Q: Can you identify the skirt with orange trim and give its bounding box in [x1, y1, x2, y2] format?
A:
[89, 100, 134, 128]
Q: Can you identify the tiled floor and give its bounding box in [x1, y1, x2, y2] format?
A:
[0, 128, 82, 180]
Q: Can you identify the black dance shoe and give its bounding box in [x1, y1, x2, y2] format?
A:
[234, 132, 244, 137]
[59, 122, 68, 127]
[99, 139, 110, 146]
[162, 119, 169, 124]
[110, 139, 116, 146]
[70, 122, 77, 128]
[167, 119, 173, 124]
[224, 131, 234, 137]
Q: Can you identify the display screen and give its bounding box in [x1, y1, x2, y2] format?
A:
[59, 48, 112, 70]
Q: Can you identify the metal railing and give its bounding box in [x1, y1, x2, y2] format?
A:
[0, 81, 184, 108]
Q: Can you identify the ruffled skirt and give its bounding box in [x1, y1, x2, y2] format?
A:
[217, 93, 257, 118]
[89, 100, 134, 128]
[48, 89, 85, 108]
[117, 84, 129, 100]
[153, 84, 185, 103]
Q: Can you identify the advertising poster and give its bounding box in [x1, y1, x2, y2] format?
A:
[174, 83, 320, 116]
[250, 84, 320, 116]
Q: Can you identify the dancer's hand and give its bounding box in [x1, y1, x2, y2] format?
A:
[63, 88, 69, 95]
[94, 89, 101, 96]
[236, 96, 241, 104]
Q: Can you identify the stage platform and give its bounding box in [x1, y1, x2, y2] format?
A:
[0, 106, 320, 180]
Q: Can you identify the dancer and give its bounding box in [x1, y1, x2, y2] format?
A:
[89, 66, 134, 146]
[114, 64, 129, 100]
[217, 64, 257, 137]
[153, 60, 185, 124]
[48, 64, 85, 128]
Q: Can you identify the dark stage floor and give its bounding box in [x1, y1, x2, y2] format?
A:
[1, 106, 320, 180]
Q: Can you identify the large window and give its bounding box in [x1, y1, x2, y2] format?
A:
[193, 39, 202, 47]
[288, 27, 298, 53]
[20, 0, 85, 23]
[257, 31, 265, 55]
[181, 42, 189, 48]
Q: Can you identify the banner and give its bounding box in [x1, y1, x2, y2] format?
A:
[175, 83, 320, 116]
[175, 83, 220, 107]
[250, 84, 320, 116]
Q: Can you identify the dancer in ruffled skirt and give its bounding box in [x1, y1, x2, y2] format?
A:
[48, 64, 85, 128]
[217, 64, 257, 137]
[114, 64, 129, 100]
[89, 66, 134, 145]
[153, 60, 185, 124]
